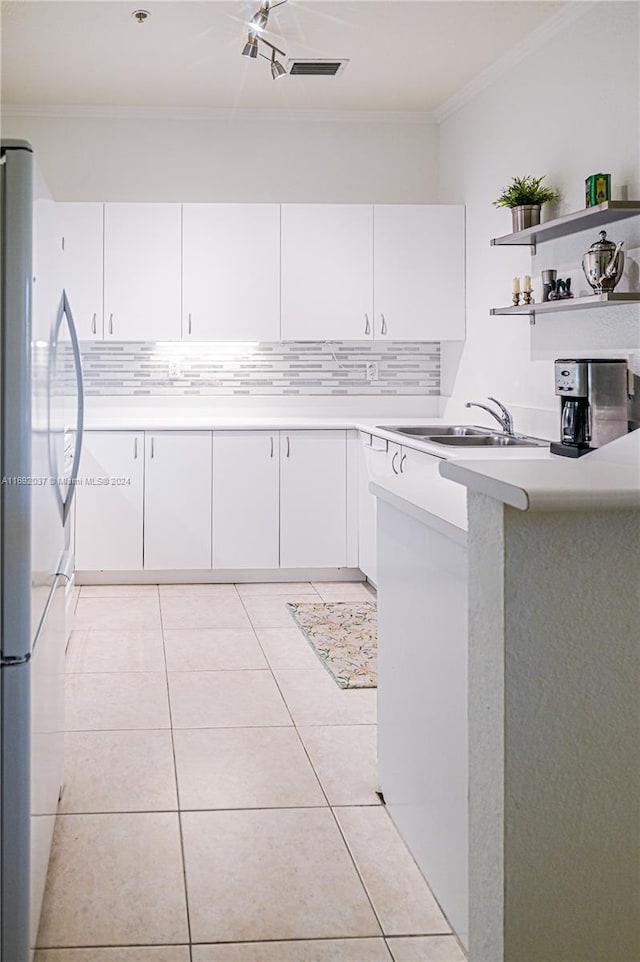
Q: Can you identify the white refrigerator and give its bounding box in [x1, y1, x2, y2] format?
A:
[0, 140, 84, 959]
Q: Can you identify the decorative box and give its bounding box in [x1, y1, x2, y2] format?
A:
[585, 173, 611, 207]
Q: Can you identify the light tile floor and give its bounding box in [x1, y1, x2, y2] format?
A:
[36, 582, 466, 962]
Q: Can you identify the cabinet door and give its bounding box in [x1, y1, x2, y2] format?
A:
[374, 205, 465, 340]
[75, 432, 144, 570]
[183, 205, 280, 341]
[212, 431, 279, 569]
[280, 430, 347, 568]
[357, 435, 380, 584]
[281, 205, 373, 341]
[144, 432, 212, 570]
[59, 203, 103, 340]
[400, 445, 440, 475]
[104, 204, 181, 341]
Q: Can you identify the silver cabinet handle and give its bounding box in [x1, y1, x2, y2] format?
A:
[391, 451, 399, 475]
[400, 453, 407, 473]
[286, 436, 290, 458]
[188, 313, 192, 335]
[364, 314, 370, 335]
[91, 312, 97, 335]
[270, 436, 274, 458]
[380, 314, 387, 335]
[134, 437, 138, 459]
[108, 313, 113, 335]
[150, 437, 155, 459]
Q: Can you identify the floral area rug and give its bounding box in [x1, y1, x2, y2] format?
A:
[286, 601, 377, 689]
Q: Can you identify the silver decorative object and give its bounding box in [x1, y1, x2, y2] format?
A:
[582, 230, 625, 294]
[542, 269, 557, 302]
[511, 205, 541, 232]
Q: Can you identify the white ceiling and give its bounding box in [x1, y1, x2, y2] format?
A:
[1, 1, 563, 113]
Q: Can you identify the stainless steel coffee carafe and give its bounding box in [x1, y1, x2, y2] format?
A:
[582, 230, 625, 293]
[551, 358, 630, 458]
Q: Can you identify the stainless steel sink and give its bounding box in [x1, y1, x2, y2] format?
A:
[428, 435, 547, 448]
[380, 425, 492, 439]
[379, 424, 548, 448]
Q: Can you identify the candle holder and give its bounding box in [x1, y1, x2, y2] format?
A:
[512, 292, 521, 306]
[522, 291, 533, 305]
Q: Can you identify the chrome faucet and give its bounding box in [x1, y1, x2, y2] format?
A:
[465, 397, 515, 436]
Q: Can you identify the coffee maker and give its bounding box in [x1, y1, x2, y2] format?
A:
[550, 358, 630, 458]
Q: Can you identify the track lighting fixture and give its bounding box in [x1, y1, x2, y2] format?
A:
[242, 34, 287, 79]
[248, 0, 287, 32]
[270, 50, 287, 80]
[241, 33, 259, 59]
[241, 0, 288, 79]
[249, 5, 269, 31]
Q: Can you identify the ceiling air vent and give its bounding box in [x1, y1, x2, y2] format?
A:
[287, 59, 349, 77]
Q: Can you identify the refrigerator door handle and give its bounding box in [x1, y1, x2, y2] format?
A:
[31, 561, 71, 656]
[0, 652, 31, 667]
[56, 549, 74, 583]
[60, 291, 85, 526]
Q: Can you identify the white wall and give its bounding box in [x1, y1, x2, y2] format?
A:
[2, 112, 439, 204]
[438, 1, 640, 437]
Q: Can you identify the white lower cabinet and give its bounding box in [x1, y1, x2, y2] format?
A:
[358, 433, 446, 583]
[144, 432, 212, 570]
[400, 444, 438, 474]
[280, 430, 347, 568]
[75, 428, 353, 574]
[357, 433, 405, 584]
[212, 431, 280, 569]
[75, 432, 144, 571]
[358, 434, 387, 584]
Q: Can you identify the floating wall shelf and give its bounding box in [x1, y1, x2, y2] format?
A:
[490, 292, 640, 325]
[490, 201, 640, 253]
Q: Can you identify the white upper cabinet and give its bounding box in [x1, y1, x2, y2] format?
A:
[374, 205, 466, 341]
[280, 430, 347, 568]
[144, 432, 212, 570]
[182, 204, 280, 341]
[59, 202, 104, 340]
[212, 431, 280, 569]
[103, 203, 181, 341]
[74, 432, 144, 571]
[281, 205, 374, 341]
[55, 201, 465, 344]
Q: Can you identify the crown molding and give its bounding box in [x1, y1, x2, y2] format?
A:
[1, 103, 438, 125]
[433, 1, 593, 124]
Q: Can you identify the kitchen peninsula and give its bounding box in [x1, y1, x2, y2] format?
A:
[372, 429, 640, 962]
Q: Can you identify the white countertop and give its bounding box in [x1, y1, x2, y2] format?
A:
[82, 400, 639, 514]
[83, 408, 554, 462]
[84, 413, 377, 430]
[440, 430, 640, 512]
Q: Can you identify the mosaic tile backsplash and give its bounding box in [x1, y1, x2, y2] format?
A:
[78, 341, 440, 396]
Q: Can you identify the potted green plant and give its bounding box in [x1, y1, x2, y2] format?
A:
[494, 175, 560, 232]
